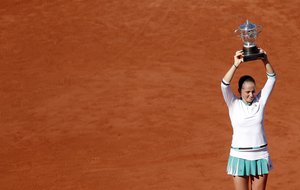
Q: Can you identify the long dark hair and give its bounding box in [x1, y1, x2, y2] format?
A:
[238, 75, 256, 93]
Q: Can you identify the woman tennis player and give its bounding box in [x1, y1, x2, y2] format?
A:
[221, 49, 276, 190]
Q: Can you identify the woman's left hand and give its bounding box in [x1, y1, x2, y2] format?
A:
[259, 48, 269, 63]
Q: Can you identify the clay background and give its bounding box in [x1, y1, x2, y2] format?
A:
[1, 0, 300, 189]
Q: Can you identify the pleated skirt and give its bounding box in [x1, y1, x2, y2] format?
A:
[227, 155, 272, 176]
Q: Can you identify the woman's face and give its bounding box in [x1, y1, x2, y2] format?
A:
[241, 81, 256, 103]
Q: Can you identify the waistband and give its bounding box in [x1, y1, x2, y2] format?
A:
[231, 144, 268, 150]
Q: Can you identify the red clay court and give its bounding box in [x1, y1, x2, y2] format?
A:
[1, 0, 300, 189]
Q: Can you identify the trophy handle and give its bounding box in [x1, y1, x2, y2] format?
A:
[234, 28, 241, 37]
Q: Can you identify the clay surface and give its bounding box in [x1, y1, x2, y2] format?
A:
[1, 1, 300, 189]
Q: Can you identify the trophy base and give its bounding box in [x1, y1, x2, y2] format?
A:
[243, 46, 265, 62]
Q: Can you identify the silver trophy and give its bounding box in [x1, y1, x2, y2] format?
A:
[235, 20, 265, 62]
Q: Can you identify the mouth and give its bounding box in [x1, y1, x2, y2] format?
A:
[247, 96, 254, 101]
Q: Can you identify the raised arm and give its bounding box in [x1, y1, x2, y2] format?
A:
[221, 50, 244, 106]
[257, 49, 276, 104]
[261, 49, 275, 75]
[223, 50, 244, 83]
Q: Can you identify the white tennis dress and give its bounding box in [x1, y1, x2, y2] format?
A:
[221, 73, 276, 161]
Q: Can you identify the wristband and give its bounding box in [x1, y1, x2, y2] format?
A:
[233, 64, 238, 68]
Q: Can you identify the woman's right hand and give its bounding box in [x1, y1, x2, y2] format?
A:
[234, 50, 244, 68]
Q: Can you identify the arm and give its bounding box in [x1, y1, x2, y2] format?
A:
[223, 50, 244, 83]
[263, 55, 275, 75]
[264, 61, 275, 75]
[257, 49, 276, 104]
[261, 50, 275, 75]
[221, 50, 243, 105]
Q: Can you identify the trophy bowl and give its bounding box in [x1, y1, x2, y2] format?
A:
[235, 20, 265, 62]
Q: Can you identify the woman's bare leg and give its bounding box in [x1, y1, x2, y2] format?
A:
[233, 176, 249, 190]
[250, 175, 268, 190]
